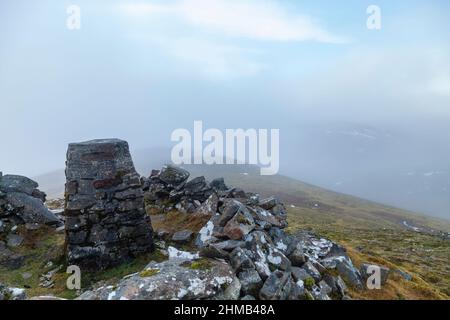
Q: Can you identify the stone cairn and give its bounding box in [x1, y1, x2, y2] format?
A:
[64, 139, 153, 271]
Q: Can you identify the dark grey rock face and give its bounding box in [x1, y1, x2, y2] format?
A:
[64, 139, 153, 271]
[0, 173, 58, 225]
[141, 165, 214, 214]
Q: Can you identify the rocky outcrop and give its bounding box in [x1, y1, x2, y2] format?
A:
[77, 253, 239, 300]
[142, 165, 216, 214]
[100, 165, 364, 300]
[0, 172, 59, 227]
[0, 172, 60, 269]
[64, 139, 153, 271]
[0, 282, 26, 300]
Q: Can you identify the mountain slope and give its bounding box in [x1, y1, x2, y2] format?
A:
[33, 157, 450, 299]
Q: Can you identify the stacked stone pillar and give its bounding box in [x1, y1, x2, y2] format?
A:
[64, 139, 153, 271]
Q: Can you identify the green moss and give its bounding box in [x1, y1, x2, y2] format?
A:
[236, 214, 250, 225]
[304, 277, 315, 290]
[188, 259, 213, 270]
[139, 268, 160, 278]
[305, 290, 314, 300]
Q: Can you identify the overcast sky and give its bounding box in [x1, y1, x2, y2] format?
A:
[1, 0, 449, 217]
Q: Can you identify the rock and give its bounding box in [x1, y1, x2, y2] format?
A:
[227, 188, 247, 199]
[287, 241, 307, 266]
[223, 206, 255, 240]
[259, 270, 292, 300]
[239, 269, 263, 297]
[230, 247, 255, 272]
[244, 231, 273, 279]
[301, 261, 321, 282]
[7, 233, 24, 247]
[171, 230, 193, 243]
[268, 227, 295, 254]
[65, 139, 153, 271]
[322, 275, 348, 298]
[241, 295, 256, 300]
[199, 245, 229, 259]
[210, 178, 228, 191]
[266, 247, 291, 271]
[318, 280, 332, 295]
[159, 165, 190, 186]
[335, 276, 347, 297]
[291, 267, 311, 282]
[195, 221, 216, 248]
[217, 199, 242, 227]
[21, 272, 32, 280]
[0, 175, 38, 196]
[167, 246, 199, 260]
[25, 223, 41, 231]
[6, 192, 59, 225]
[334, 258, 363, 289]
[259, 197, 278, 210]
[0, 241, 24, 269]
[156, 230, 170, 240]
[213, 275, 241, 300]
[77, 258, 238, 300]
[195, 193, 219, 216]
[310, 285, 331, 300]
[183, 176, 212, 201]
[0, 283, 27, 300]
[28, 296, 67, 300]
[210, 240, 244, 252]
[394, 269, 412, 281]
[288, 280, 306, 300]
[360, 263, 390, 286]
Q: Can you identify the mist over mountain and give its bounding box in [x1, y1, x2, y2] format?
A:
[34, 122, 450, 221]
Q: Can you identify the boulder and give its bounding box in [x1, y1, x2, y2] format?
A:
[238, 269, 263, 297]
[0, 241, 24, 269]
[158, 165, 189, 187]
[301, 261, 321, 282]
[223, 206, 255, 240]
[77, 258, 238, 300]
[171, 230, 194, 243]
[210, 178, 228, 191]
[7, 233, 24, 248]
[291, 267, 311, 282]
[5, 192, 59, 225]
[334, 258, 363, 289]
[288, 280, 307, 300]
[230, 247, 255, 272]
[259, 270, 292, 300]
[0, 175, 38, 196]
[0, 284, 26, 300]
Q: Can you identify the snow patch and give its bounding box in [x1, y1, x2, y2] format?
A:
[168, 246, 199, 260]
